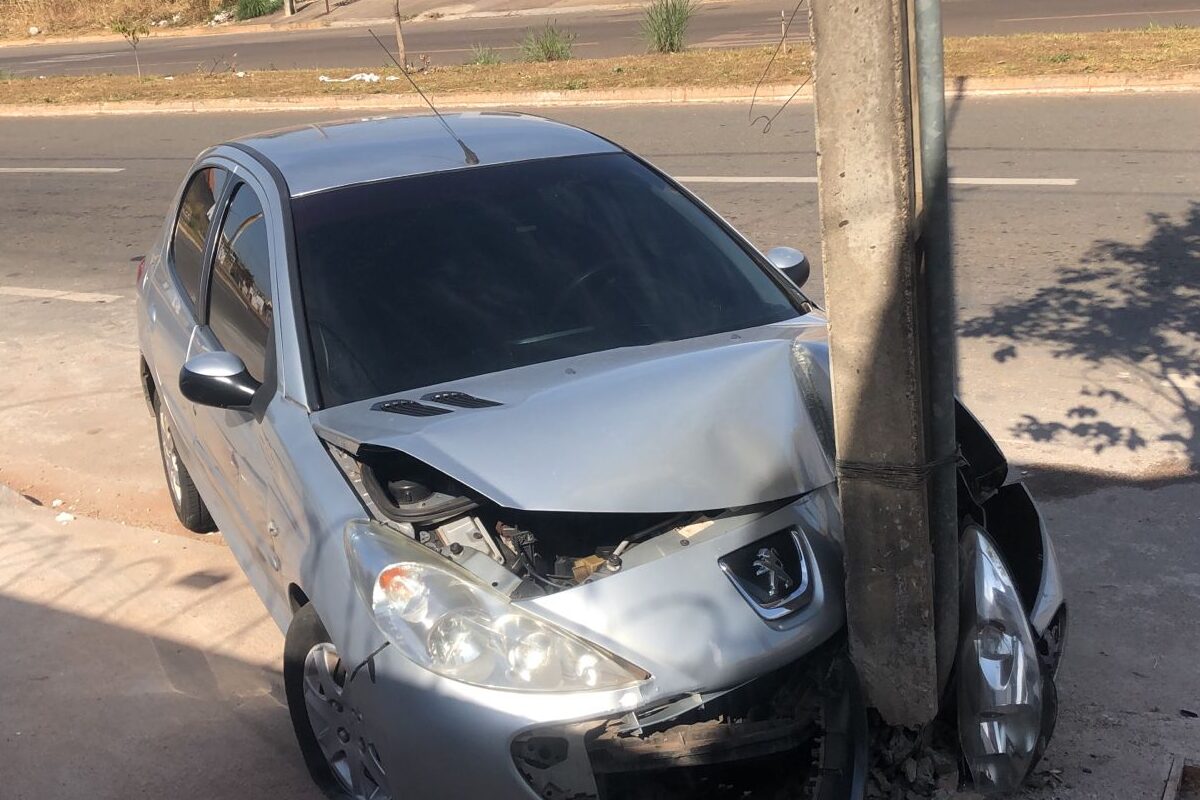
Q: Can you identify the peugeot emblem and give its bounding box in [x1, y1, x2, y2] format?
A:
[752, 547, 793, 600]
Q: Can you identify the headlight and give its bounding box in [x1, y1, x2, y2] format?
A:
[957, 525, 1045, 792]
[346, 521, 647, 692]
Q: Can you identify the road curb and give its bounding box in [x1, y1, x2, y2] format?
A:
[1, 73, 1198, 116]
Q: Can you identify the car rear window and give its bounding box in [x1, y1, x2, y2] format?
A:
[292, 153, 799, 407]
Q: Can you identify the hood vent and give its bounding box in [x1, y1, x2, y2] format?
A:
[373, 399, 453, 417]
[422, 391, 502, 409]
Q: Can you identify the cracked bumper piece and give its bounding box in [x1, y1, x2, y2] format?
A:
[513, 641, 867, 800]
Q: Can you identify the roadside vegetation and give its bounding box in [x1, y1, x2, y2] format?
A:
[519, 21, 577, 62]
[1, 27, 1198, 106]
[109, 16, 149, 78]
[235, 0, 280, 19]
[2, 0, 220, 37]
[642, 0, 697, 53]
[467, 44, 502, 66]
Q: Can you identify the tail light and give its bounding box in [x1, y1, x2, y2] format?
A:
[134, 255, 147, 287]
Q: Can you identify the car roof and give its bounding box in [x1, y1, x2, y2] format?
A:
[230, 112, 622, 198]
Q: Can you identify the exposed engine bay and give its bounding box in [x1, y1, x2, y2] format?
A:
[330, 444, 727, 598]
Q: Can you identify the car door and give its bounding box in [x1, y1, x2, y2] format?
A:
[147, 165, 231, 488]
[188, 179, 282, 585]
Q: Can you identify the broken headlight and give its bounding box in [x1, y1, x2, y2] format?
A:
[957, 524, 1044, 792]
[346, 520, 647, 692]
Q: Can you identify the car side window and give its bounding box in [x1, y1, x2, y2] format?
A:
[172, 167, 228, 310]
[208, 184, 273, 384]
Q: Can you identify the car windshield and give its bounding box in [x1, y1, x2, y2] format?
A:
[292, 152, 801, 407]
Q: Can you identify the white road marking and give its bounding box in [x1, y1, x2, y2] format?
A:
[24, 52, 124, 65]
[696, 33, 811, 48]
[0, 286, 123, 303]
[1001, 7, 1200, 22]
[0, 167, 125, 174]
[676, 176, 1079, 186]
[679, 176, 818, 184]
[949, 177, 1079, 186]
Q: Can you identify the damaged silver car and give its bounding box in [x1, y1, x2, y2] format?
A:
[136, 112, 1066, 799]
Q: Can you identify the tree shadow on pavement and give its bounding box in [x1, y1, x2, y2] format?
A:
[959, 202, 1200, 468]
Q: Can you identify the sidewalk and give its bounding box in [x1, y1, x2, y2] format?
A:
[3, 461, 1197, 798]
[0, 485, 320, 800]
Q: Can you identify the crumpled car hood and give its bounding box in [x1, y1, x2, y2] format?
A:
[312, 317, 836, 514]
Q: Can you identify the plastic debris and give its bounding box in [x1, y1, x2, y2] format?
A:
[55, 512, 75, 524]
[51, 498, 63, 508]
[319, 72, 382, 83]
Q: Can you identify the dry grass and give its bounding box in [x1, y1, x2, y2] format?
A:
[1, 0, 221, 37]
[945, 27, 1200, 77]
[0, 47, 811, 104]
[1, 27, 1198, 106]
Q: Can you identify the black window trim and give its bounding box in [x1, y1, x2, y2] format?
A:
[168, 163, 234, 321]
[200, 175, 278, 421]
[201, 177, 247, 328]
[226, 142, 320, 413]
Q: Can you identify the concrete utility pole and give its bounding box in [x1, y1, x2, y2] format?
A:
[808, 0, 957, 725]
[283, 0, 295, 17]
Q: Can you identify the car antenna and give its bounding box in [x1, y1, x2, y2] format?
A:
[368, 29, 479, 166]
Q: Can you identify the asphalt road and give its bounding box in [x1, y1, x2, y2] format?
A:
[4, 0, 1200, 75]
[1, 94, 1199, 800]
[2, 92, 1198, 509]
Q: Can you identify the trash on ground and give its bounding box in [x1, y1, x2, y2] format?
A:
[319, 73, 382, 83]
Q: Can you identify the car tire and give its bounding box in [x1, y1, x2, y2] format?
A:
[284, 604, 392, 800]
[153, 392, 216, 533]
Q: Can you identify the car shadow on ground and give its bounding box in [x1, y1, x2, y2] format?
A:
[959, 202, 1200, 470]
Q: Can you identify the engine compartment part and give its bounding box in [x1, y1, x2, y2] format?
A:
[432, 516, 503, 563]
[331, 442, 733, 595]
[357, 446, 479, 525]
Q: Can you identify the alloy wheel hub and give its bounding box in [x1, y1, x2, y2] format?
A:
[302, 642, 391, 800]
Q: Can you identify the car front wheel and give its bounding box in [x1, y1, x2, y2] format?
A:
[153, 393, 216, 533]
[284, 604, 393, 800]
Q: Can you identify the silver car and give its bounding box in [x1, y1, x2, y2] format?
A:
[136, 112, 1066, 799]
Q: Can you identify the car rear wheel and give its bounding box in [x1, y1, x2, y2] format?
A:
[153, 393, 216, 533]
[285, 604, 393, 800]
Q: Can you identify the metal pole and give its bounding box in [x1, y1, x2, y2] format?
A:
[913, 0, 959, 695]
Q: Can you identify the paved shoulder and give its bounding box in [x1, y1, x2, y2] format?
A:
[0, 487, 319, 800]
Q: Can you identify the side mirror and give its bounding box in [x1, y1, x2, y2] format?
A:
[766, 246, 810, 289]
[179, 351, 260, 410]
